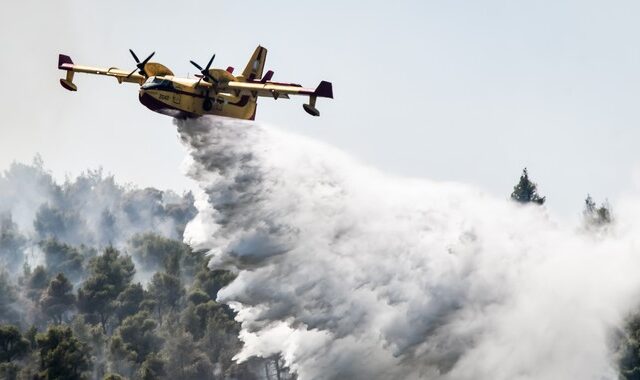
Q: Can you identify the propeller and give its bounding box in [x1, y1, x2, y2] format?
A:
[190, 54, 219, 85]
[189, 54, 220, 111]
[127, 49, 155, 78]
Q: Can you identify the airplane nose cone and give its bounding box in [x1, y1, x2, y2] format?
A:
[139, 91, 161, 111]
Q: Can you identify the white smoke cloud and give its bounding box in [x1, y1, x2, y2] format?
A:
[179, 116, 640, 380]
[0, 160, 192, 248]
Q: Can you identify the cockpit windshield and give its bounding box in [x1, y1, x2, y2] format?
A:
[144, 76, 164, 84]
[142, 76, 173, 90]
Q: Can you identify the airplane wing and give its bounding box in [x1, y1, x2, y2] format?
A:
[198, 79, 333, 101]
[58, 54, 146, 91]
[199, 79, 333, 116]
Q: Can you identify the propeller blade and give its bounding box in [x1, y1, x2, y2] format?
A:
[190, 60, 204, 71]
[129, 50, 154, 78]
[191, 55, 219, 84]
[129, 49, 140, 63]
[134, 52, 155, 77]
[205, 54, 216, 71]
[126, 68, 137, 78]
[141, 51, 155, 65]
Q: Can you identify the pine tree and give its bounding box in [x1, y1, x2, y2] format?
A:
[40, 273, 75, 324]
[510, 168, 546, 205]
[147, 272, 184, 325]
[162, 331, 214, 380]
[36, 325, 91, 380]
[0, 273, 20, 324]
[583, 195, 612, 229]
[77, 246, 135, 333]
[39, 238, 84, 283]
[109, 312, 163, 364]
[25, 265, 50, 302]
[0, 325, 29, 363]
[128, 233, 194, 276]
[136, 353, 166, 380]
[0, 214, 27, 274]
[114, 283, 145, 323]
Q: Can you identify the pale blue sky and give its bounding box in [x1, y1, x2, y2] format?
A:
[2, 0, 640, 219]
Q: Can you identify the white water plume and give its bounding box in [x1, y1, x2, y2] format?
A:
[178, 116, 640, 380]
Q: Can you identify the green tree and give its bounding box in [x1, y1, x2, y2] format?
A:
[182, 300, 237, 341]
[0, 272, 20, 324]
[40, 273, 75, 324]
[619, 313, 640, 379]
[77, 247, 135, 333]
[114, 283, 145, 323]
[70, 315, 107, 379]
[0, 362, 20, 380]
[583, 195, 612, 229]
[99, 209, 118, 246]
[39, 238, 84, 283]
[0, 214, 27, 274]
[187, 289, 210, 306]
[128, 233, 193, 276]
[510, 168, 546, 205]
[25, 265, 50, 302]
[33, 204, 83, 243]
[147, 272, 184, 324]
[193, 267, 236, 301]
[136, 353, 166, 380]
[163, 331, 214, 380]
[36, 325, 92, 380]
[0, 325, 29, 363]
[109, 312, 163, 365]
[24, 325, 37, 349]
[191, 302, 242, 373]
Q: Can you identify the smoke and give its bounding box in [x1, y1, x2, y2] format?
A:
[0, 159, 196, 299]
[178, 116, 640, 380]
[0, 158, 194, 249]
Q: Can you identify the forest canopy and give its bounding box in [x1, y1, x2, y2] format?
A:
[0, 160, 291, 380]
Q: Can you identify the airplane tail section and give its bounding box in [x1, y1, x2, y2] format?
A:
[58, 54, 78, 91]
[242, 46, 267, 81]
[235, 46, 267, 119]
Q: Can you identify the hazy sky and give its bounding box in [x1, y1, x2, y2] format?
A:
[3, 0, 640, 219]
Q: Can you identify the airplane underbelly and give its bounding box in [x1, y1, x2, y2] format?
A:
[139, 89, 254, 119]
[139, 91, 195, 118]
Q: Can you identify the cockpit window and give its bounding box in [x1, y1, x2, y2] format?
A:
[142, 77, 173, 90]
[145, 77, 165, 84]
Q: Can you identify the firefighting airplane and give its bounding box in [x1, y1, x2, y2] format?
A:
[57, 46, 333, 120]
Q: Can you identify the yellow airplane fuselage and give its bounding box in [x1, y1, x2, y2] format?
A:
[138, 76, 256, 119]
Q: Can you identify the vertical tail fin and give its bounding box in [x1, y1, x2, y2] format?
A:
[241, 46, 267, 81]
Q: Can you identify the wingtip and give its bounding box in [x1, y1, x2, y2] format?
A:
[60, 79, 77, 91]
